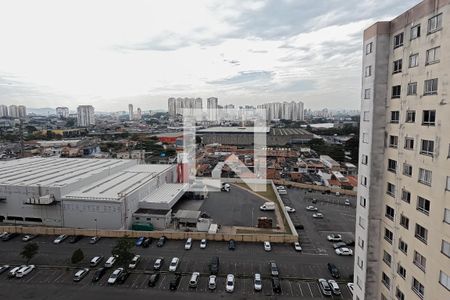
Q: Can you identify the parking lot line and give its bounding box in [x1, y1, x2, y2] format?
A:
[307, 282, 314, 297]
[158, 275, 165, 289]
[297, 282, 304, 297]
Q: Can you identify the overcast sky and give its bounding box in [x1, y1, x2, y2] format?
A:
[0, 0, 420, 112]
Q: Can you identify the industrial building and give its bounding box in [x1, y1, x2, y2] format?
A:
[355, 1, 450, 299]
[0, 157, 187, 230]
[198, 127, 313, 146]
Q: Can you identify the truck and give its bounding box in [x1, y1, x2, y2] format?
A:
[260, 202, 275, 211]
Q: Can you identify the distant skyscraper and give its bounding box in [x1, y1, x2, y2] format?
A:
[8, 105, 18, 118]
[167, 97, 203, 117]
[128, 104, 134, 121]
[0, 105, 8, 117]
[168, 97, 176, 116]
[207, 97, 218, 122]
[56, 107, 69, 118]
[77, 105, 95, 127]
[18, 105, 26, 118]
[136, 108, 142, 120]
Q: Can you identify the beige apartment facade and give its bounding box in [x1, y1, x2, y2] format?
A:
[355, 0, 450, 300]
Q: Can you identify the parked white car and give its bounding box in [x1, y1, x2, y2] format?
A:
[15, 265, 35, 278]
[264, 241, 271, 251]
[169, 257, 179, 272]
[53, 234, 67, 244]
[200, 239, 207, 249]
[185, 238, 192, 250]
[22, 235, 38, 242]
[90, 256, 103, 267]
[327, 234, 342, 242]
[335, 247, 353, 256]
[226, 274, 235, 293]
[278, 188, 287, 195]
[107, 268, 124, 285]
[306, 206, 318, 211]
[294, 242, 302, 252]
[208, 275, 217, 290]
[73, 268, 90, 282]
[254, 273, 262, 291]
[328, 279, 341, 295]
[128, 255, 141, 269]
[285, 206, 296, 213]
[345, 199, 351, 206]
[312, 213, 324, 218]
[8, 265, 25, 278]
[104, 256, 117, 268]
[276, 186, 286, 191]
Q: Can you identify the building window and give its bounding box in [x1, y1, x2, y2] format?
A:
[442, 240, 450, 258]
[365, 66, 372, 77]
[364, 88, 371, 99]
[401, 189, 411, 203]
[420, 139, 435, 156]
[387, 182, 396, 197]
[409, 54, 419, 68]
[417, 196, 430, 215]
[404, 137, 414, 150]
[439, 271, 450, 291]
[359, 216, 366, 229]
[418, 168, 432, 186]
[392, 85, 401, 98]
[445, 209, 450, 224]
[362, 133, 369, 143]
[424, 78, 438, 95]
[411, 24, 421, 40]
[393, 59, 403, 73]
[400, 214, 409, 229]
[407, 82, 417, 95]
[399, 239, 408, 254]
[412, 277, 425, 298]
[366, 42, 373, 54]
[389, 135, 398, 148]
[396, 287, 405, 300]
[360, 196, 366, 207]
[361, 154, 368, 165]
[361, 175, 367, 186]
[384, 228, 393, 244]
[382, 272, 391, 289]
[428, 13, 442, 34]
[403, 163, 413, 176]
[383, 251, 392, 266]
[388, 159, 397, 173]
[422, 110, 436, 126]
[385, 205, 395, 221]
[390, 111, 400, 123]
[415, 223, 428, 244]
[397, 264, 407, 279]
[405, 111, 415, 123]
[413, 250, 427, 271]
[426, 46, 440, 65]
[393, 32, 404, 48]
[363, 111, 370, 121]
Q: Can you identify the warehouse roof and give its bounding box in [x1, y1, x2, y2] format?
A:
[63, 164, 174, 201]
[270, 128, 312, 136]
[198, 127, 269, 133]
[0, 157, 135, 187]
[139, 183, 187, 206]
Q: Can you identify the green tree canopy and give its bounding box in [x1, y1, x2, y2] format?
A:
[71, 248, 84, 264]
[111, 237, 134, 266]
[21, 242, 39, 264]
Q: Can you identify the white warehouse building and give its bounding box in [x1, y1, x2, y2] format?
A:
[0, 158, 186, 230]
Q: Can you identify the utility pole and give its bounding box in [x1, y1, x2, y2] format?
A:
[19, 119, 24, 157]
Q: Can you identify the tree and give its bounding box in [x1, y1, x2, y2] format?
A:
[111, 237, 134, 266]
[21, 242, 39, 264]
[71, 248, 84, 264]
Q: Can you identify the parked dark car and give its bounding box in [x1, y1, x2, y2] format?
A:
[294, 223, 304, 230]
[344, 239, 355, 247]
[156, 236, 166, 247]
[169, 273, 182, 290]
[142, 238, 152, 248]
[148, 273, 160, 287]
[117, 270, 130, 284]
[272, 276, 282, 293]
[92, 267, 107, 282]
[2, 233, 19, 241]
[209, 256, 220, 275]
[228, 239, 236, 250]
[68, 235, 82, 244]
[327, 263, 340, 279]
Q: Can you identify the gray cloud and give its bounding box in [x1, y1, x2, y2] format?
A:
[207, 70, 273, 85]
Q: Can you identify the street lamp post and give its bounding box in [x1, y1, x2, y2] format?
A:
[94, 218, 98, 236]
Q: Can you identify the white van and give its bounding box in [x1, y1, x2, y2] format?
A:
[189, 272, 200, 288]
[90, 256, 103, 267]
[260, 202, 275, 211]
[184, 238, 192, 250]
[104, 256, 116, 268]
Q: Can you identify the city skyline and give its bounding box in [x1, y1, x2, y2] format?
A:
[0, 0, 420, 112]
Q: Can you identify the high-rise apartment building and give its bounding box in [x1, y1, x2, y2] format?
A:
[128, 104, 134, 121]
[355, 1, 450, 300]
[207, 97, 218, 122]
[136, 108, 142, 120]
[8, 105, 18, 118]
[76, 105, 95, 127]
[167, 97, 203, 116]
[56, 107, 69, 118]
[18, 105, 26, 118]
[258, 101, 304, 121]
[0, 105, 8, 117]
